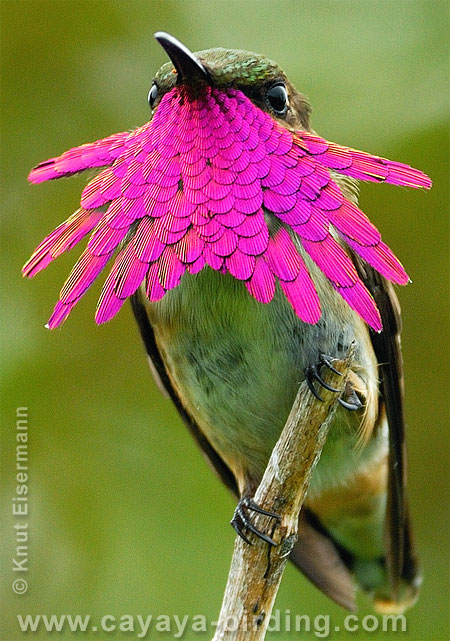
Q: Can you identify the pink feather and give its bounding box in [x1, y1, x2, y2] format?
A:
[24, 85, 431, 330]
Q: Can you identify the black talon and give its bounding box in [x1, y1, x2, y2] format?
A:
[231, 519, 253, 545]
[319, 353, 342, 376]
[230, 497, 280, 547]
[305, 358, 340, 400]
[305, 365, 324, 401]
[338, 398, 360, 411]
[314, 368, 341, 393]
[306, 353, 363, 413]
[338, 389, 363, 412]
[244, 498, 280, 519]
[242, 518, 278, 546]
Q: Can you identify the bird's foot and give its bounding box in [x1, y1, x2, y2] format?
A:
[231, 497, 280, 546]
[305, 353, 362, 411]
[338, 387, 363, 411]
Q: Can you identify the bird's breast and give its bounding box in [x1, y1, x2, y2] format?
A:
[144, 266, 379, 492]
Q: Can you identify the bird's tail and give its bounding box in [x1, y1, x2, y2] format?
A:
[290, 456, 420, 612]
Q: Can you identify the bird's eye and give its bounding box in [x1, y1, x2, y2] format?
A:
[148, 84, 158, 109]
[266, 83, 288, 116]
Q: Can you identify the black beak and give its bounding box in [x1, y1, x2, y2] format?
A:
[154, 32, 210, 85]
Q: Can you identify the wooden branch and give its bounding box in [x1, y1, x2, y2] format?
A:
[212, 349, 354, 641]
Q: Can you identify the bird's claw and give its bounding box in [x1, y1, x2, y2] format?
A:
[319, 353, 342, 376]
[338, 389, 363, 411]
[231, 497, 280, 547]
[305, 353, 362, 411]
[304, 353, 341, 402]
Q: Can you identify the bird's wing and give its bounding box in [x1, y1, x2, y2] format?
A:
[130, 288, 357, 609]
[130, 290, 238, 496]
[352, 254, 420, 596]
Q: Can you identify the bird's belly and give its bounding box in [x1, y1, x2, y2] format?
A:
[146, 268, 380, 493]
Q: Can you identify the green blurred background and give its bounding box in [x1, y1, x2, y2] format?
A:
[1, 1, 448, 639]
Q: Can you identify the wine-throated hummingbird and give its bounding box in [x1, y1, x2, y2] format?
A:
[24, 32, 431, 612]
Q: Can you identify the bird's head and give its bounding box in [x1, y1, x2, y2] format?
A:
[150, 33, 311, 131]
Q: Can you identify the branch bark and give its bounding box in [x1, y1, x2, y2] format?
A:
[212, 349, 354, 641]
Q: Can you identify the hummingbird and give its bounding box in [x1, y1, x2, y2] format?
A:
[24, 32, 431, 613]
